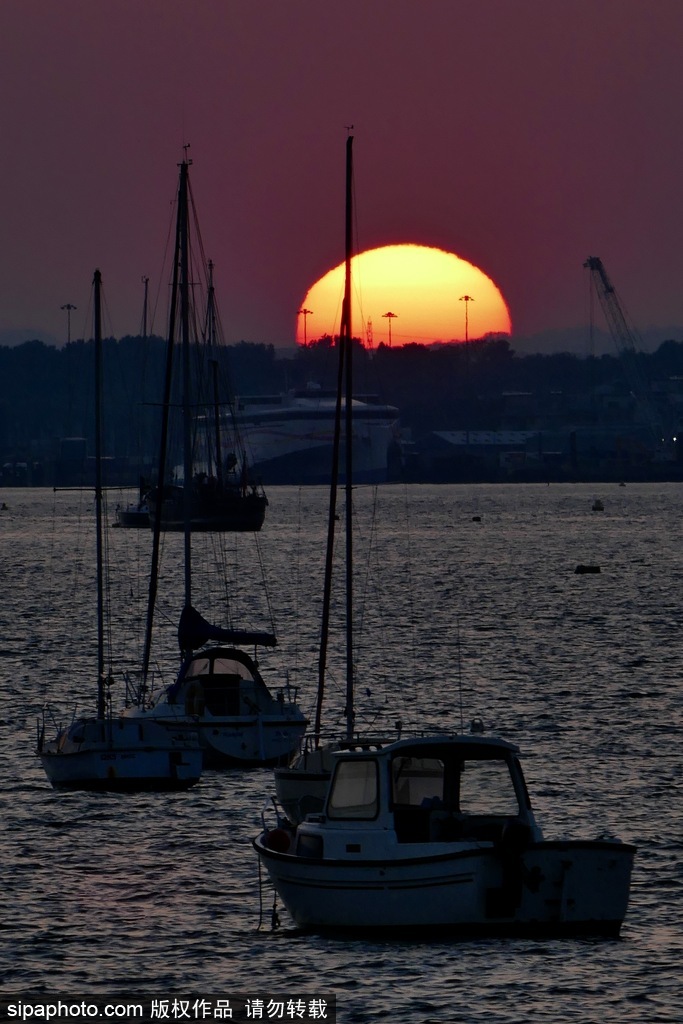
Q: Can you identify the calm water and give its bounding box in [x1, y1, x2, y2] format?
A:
[1, 483, 682, 1022]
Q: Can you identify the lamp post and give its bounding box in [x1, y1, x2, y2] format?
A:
[459, 294, 474, 344]
[382, 310, 398, 347]
[61, 303, 77, 345]
[298, 308, 313, 346]
[141, 276, 149, 338]
[459, 295, 474, 447]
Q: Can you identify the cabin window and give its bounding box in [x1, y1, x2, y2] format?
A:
[327, 759, 378, 819]
[459, 758, 519, 816]
[391, 756, 445, 807]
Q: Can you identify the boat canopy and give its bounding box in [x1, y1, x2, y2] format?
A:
[178, 605, 277, 653]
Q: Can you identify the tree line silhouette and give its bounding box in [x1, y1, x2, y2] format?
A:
[2, 333, 683, 476]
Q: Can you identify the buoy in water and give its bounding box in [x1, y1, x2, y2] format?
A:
[575, 564, 601, 574]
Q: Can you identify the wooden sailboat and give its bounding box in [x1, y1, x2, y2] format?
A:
[37, 270, 203, 791]
[124, 159, 308, 768]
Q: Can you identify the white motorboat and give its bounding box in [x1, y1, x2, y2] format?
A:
[37, 270, 203, 792]
[263, 142, 635, 933]
[255, 733, 635, 936]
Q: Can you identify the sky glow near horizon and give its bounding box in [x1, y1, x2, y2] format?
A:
[2, 0, 683, 354]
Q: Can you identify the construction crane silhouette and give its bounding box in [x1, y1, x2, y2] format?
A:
[583, 256, 666, 446]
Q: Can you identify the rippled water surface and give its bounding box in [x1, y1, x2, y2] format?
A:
[1, 483, 682, 1022]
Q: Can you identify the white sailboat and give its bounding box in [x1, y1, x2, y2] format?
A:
[37, 270, 203, 792]
[124, 158, 308, 768]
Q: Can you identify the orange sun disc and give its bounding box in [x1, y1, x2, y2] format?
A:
[296, 243, 511, 346]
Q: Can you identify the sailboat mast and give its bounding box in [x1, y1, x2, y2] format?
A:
[342, 133, 355, 741]
[93, 269, 106, 720]
[315, 133, 355, 742]
[179, 160, 193, 607]
[207, 260, 224, 487]
[315, 293, 344, 741]
[141, 169, 182, 688]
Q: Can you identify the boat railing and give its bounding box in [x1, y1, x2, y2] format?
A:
[123, 669, 166, 709]
[36, 701, 89, 752]
[274, 680, 300, 706]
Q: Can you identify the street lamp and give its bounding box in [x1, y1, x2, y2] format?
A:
[459, 295, 475, 447]
[459, 295, 474, 344]
[298, 308, 313, 346]
[382, 311, 398, 347]
[61, 303, 77, 345]
[141, 276, 149, 338]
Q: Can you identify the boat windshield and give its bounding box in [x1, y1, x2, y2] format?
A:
[186, 655, 254, 680]
[327, 759, 379, 820]
[392, 756, 444, 806]
[389, 751, 520, 816]
[459, 758, 520, 816]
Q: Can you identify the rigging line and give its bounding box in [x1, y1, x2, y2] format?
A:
[148, 195, 177, 338]
[401, 480, 418, 722]
[253, 531, 277, 636]
[355, 484, 393, 714]
[291, 486, 303, 691]
[456, 614, 464, 733]
[42, 488, 62, 702]
[101, 488, 113, 678]
[355, 484, 379, 645]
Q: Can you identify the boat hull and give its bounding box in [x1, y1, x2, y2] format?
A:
[114, 502, 150, 528]
[38, 717, 202, 791]
[254, 836, 635, 936]
[40, 750, 201, 791]
[196, 717, 309, 768]
[147, 488, 267, 532]
[124, 709, 308, 769]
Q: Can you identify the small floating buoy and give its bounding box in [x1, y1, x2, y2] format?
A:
[264, 828, 292, 853]
[575, 564, 601, 574]
[470, 717, 485, 733]
[592, 499, 604, 511]
[471, 515, 481, 522]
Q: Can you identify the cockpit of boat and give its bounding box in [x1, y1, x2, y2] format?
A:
[323, 739, 536, 845]
[174, 647, 277, 717]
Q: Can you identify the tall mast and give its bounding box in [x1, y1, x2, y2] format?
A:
[315, 132, 355, 742]
[342, 133, 355, 740]
[141, 164, 183, 687]
[207, 260, 224, 487]
[93, 269, 106, 719]
[179, 159, 193, 608]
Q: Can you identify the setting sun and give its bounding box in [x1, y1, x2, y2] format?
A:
[296, 243, 511, 347]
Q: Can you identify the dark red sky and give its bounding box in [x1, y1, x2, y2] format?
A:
[3, 0, 683, 352]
